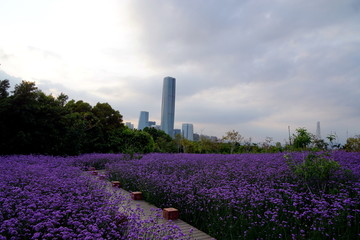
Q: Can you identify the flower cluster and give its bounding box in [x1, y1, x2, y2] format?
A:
[105, 152, 360, 239]
[0, 155, 190, 240]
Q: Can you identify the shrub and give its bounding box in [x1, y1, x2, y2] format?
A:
[285, 152, 351, 194]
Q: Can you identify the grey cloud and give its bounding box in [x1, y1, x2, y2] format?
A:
[177, 103, 267, 125]
[129, 0, 360, 91]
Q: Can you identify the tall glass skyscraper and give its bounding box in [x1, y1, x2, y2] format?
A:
[161, 77, 176, 137]
[138, 111, 149, 130]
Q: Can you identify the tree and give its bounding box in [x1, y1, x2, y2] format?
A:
[292, 128, 312, 149]
[57, 93, 69, 107]
[0, 79, 10, 98]
[110, 128, 154, 154]
[344, 135, 360, 152]
[222, 130, 243, 154]
[261, 136, 273, 150]
[312, 138, 328, 151]
[197, 136, 219, 153]
[143, 127, 176, 152]
[12, 80, 39, 102]
[327, 133, 340, 149]
[92, 102, 123, 131]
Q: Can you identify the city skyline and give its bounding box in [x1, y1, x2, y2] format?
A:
[0, 0, 359, 144]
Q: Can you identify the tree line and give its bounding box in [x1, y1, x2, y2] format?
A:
[0, 80, 178, 155]
[1, 79, 359, 155]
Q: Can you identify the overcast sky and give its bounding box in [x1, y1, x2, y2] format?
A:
[1, 0, 359, 144]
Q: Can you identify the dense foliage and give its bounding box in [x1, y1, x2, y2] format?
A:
[0, 80, 158, 155]
[344, 135, 360, 152]
[0, 155, 190, 239]
[106, 152, 360, 239]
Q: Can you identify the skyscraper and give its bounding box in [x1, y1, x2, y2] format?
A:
[316, 121, 321, 139]
[182, 123, 194, 141]
[161, 77, 176, 137]
[138, 111, 149, 130]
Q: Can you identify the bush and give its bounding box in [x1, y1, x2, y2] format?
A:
[344, 136, 360, 152]
[285, 152, 351, 194]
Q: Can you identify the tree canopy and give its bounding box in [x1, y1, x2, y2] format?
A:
[0, 80, 161, 155]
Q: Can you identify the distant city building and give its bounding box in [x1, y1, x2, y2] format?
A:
[210, 136, 218, 142]
[193, 133, 200, 141]
[316, 121, 321, 139]
[173, 129, 181, 137]
[182, 123, 194, 141]
[138, 111, 149, 130]
[196, 134, 218, 142]
[161, 76, 176, 137]
[152, 125, 161, 130]
[148, 121, 156, 127]
[125, 122, 134, 129]
[138, 111, 157, 130]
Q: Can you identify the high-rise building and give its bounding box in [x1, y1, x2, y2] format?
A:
[138, 111, 149, 130]
[182, 123, 194, 141]
[148, 121, 156, 127]
[316, 121, 321, 139]
[161, 76, 176, 137]
[174, 129, 181, 137]
[125, 122, 134, 129]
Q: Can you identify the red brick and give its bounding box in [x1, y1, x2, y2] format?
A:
[163, 208, 179, 220]
[131, 192, 143, 200]
[111, 181, 121, 187]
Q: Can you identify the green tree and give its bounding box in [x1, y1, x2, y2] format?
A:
[0, 79, 10, 98]
[111, 128, 154, 154]
[285, 152, 343, 194]
[222, 130, 243, 154]
[12, 80, 39, 102]
[0, 81, 71, 154]
[344, 135, 360, 152]
[292, 128, 312, 149]
[92, 102, 123, 131]
[143, 127, 176, 152]
[327, 133, 341, 149]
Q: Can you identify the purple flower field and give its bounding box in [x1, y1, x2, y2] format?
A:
[0, 155, 190, 240]
[104, 151, 360, 239]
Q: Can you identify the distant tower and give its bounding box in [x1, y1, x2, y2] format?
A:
[182, 123, 194, 141]
[138, 111, 149, 130]
[316, 121, 321, 139]
[161, 77, 176, 137]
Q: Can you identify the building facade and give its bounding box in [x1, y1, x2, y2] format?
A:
[182, 123, 194, 141]
[138, 111, 149, 130]
[161, 77, 176, 137]
[125, 122, 134, 129]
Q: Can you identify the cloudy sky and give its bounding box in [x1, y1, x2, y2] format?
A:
[1, 0, 359, 144]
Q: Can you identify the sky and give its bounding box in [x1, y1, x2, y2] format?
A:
[1, 0, 359, 144]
